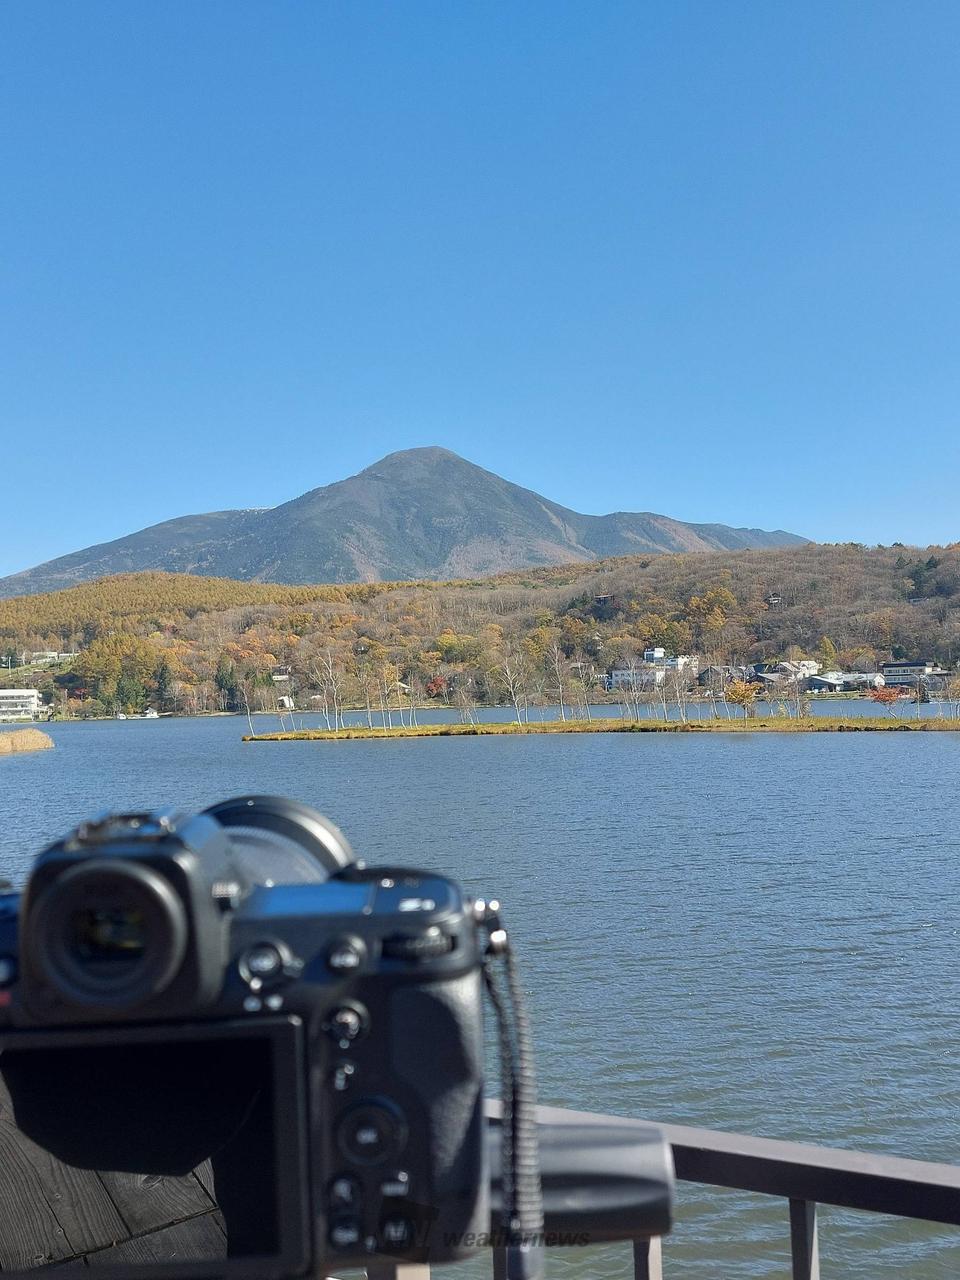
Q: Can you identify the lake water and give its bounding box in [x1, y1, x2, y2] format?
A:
[2, 717, 960, 1277]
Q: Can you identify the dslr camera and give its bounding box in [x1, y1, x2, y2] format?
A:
[0, 795, 492, 1278]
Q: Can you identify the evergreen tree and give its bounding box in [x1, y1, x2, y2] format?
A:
[153, 658, 173, 708]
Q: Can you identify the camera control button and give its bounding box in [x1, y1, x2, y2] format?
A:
[239, 941, 303, 988]
[328, 1174, 361, 1210]
[380, 1216, 414, 1249]
[338, 1102, 407, 1165]
[328, 1004, 368, 1043]
[327, 935, 367, 973]
[381, 1171, 410, 1198]
[242, 995, 262, 1013]
[0, 956, 17, 987]
[328, 1217, 362, 1250]
[244, 943, 283, 979]
[332, 1061, 356, 1092]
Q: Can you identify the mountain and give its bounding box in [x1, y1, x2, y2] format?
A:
[0, 447, 807, 597]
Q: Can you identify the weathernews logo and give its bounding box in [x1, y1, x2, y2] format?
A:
[375, 1201, 589, 1258]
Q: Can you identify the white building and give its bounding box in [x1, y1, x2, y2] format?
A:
[880, 660, 949, 688]
[0, 689, 42, 721]
[607, 655, 698, 690]
[609, 667, 664, 690]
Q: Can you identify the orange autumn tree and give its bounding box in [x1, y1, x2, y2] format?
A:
[869, 686, 901, 717]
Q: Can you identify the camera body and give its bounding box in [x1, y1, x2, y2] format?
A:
[0, 803, 488, 1276]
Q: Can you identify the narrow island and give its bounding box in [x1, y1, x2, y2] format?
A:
[243, 715, 960, 741]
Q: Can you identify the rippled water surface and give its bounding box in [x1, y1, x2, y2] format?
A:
[2, 717, 960, 1277]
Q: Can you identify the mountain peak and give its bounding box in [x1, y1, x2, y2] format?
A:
[359, 445, 477, 476]
[0, 450, 808, 597]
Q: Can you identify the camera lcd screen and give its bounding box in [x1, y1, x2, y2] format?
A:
[0, 1018, 308, 1279]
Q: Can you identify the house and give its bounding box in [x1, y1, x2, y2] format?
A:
[880, 660, 950, 689]
[606, 654, 699, 691]
[607, 667, 664, 690]
[641, 648, 697, 672]
[0, 689, 42, 721]
[697, 665, 755, 690]
[23, 651, 77, 667]
[754, 660, 821, 682]
[810, 671, 885, 693]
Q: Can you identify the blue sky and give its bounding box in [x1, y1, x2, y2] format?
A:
[2, 1, 959, 578]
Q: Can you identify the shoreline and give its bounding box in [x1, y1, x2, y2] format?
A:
[242, 716, 960, 741]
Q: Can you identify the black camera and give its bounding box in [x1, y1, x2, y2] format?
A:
[0, 796, 490, 1278]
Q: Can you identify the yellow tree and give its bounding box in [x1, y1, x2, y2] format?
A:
[726, 680, 758, 719]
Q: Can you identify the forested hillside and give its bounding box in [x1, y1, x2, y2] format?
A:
[1, 543, 957, 716]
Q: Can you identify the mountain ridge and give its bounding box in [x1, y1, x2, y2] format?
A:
[0, 446, 807, 597]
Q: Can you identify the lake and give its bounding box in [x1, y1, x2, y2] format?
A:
[2, 716, 960, 1277]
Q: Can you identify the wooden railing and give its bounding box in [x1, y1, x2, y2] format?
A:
[369, 1100, 960, 1280]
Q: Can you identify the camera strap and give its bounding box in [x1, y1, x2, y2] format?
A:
[477, 901, 544, 1280]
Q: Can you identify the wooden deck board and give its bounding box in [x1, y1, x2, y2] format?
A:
[82, 1213, 227, 1266]
[96, 1167, 215, 1236]
[0, 1073, 227, 1271]
[0, 1077, 128, 1269]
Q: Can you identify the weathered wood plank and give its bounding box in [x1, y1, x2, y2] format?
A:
[0, 1084, 127, 1267]
[97, 1168, 215, 1235]
[192, 1159, 216, 1199]
[84, 1212, 227, 1265]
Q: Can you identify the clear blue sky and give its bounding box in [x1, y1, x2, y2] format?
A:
[3, 1, 959, 578]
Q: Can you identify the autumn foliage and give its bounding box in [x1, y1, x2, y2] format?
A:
[0, 541, 957, 716]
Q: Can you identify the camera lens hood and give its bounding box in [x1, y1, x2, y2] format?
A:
[204, 795, 355, 879]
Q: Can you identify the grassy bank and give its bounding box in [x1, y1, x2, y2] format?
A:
[0, 728, 54, 754]
[243, 716, 960, 741]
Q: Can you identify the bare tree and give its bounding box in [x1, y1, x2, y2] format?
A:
[549, 643, 568, 721]
[311, 649, 345, 732]
[498, 650, 529, 724]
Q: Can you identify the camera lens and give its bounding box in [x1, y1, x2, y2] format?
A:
[204, 796, 355, 882]
[30, 861, 187, 1009]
